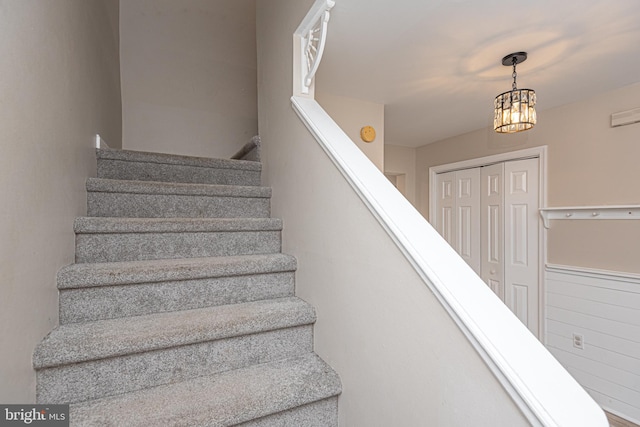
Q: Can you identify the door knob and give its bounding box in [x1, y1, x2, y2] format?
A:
[490, 269, 496, 275]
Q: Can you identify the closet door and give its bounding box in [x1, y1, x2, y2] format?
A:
[435, 169, 481, 275]
[455, 168, 481, 275]
[504, 158, 539, 336]
[435, 171, 456, 247]
[433, 157, 541, 338]
[481, 163, 505, 300]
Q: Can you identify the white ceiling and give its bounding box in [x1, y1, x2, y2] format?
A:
[316, 0, 640, 147]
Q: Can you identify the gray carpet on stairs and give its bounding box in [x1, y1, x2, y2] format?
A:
[33, 148, 341, 426]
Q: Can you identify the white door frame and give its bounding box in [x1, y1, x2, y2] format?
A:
[428, 146, 548, 342]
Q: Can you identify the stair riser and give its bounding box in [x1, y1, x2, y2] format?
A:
[59, 272, 295, 323]
[87, 192, 270, 218]
[237, 397, 338, 427]
[37, 325, 313, 404]
[75, 231, 281, 263]
[98, 159, 261, 186]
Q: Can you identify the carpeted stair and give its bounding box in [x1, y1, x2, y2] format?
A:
[33, 148, 341, 426]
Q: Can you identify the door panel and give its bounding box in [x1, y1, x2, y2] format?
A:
[488, 205, 501, 263]
[488, 279, 503, 300]
[512, 283, 529, 325]
[459, 206, 472, 258]
[511, 204, 529, 266]
[435, 171, 455, 246]
[504, 158, 539, 336]
[455, 168, 481, 275]
[481, 163, 505, 301]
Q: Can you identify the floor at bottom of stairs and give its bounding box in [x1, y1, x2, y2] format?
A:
[606, 411, 640, 427]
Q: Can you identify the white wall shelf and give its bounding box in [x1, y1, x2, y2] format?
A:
[539, 205, 640, 228]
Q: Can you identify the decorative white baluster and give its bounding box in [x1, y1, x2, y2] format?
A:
[293, 0, 335, 97]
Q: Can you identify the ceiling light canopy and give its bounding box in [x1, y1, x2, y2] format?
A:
[494, 52, 536, 133]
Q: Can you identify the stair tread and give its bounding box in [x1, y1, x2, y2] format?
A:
[58, 254, 297, 289]
[97, 148, 261, 171]
[70, 353, 341, 427]
[74, 217, 283, 234]
[34, 297, 315, 369]
[86, 177, 272, 198]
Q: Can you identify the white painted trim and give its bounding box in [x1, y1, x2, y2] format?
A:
[428, 146, 546, 174]
[428, 146, 547, 223]
[428, 146, 548, 342]
[291, 95, 607, 427]
[540, 205, 640, 229]
[546, 263, 640, 283]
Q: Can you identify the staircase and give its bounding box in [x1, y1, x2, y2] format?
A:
[33, 148, 341, 426]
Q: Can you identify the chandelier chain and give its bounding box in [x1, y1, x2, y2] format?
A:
[512, 57, 517, 91]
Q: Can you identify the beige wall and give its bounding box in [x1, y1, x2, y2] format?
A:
[417, 83, 640, 273]
[257, 1, 529, 424]
[120, 0, 257, 158]
[316, 92, 385, 170]
[384, 144, 417, 206]
[0, 0, 122, 402]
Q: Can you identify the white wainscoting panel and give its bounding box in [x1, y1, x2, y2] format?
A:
[546, 264, 640, 424]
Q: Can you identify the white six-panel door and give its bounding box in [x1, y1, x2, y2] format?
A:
[435, 158, 539, 336]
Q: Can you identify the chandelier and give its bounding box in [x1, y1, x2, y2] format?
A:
[494, 52, 536, 133]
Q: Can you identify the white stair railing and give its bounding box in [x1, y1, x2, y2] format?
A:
[290, 1, 609, 426]
[293, 0, 335, 97]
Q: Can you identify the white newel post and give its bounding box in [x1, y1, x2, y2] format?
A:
[293, 0, 335, 98]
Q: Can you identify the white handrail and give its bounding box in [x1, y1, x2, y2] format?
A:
[290, 2, 608, 425]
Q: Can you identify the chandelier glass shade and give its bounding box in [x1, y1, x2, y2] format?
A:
[494, 52, 536, 133]
[494, 88, 537, 133]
